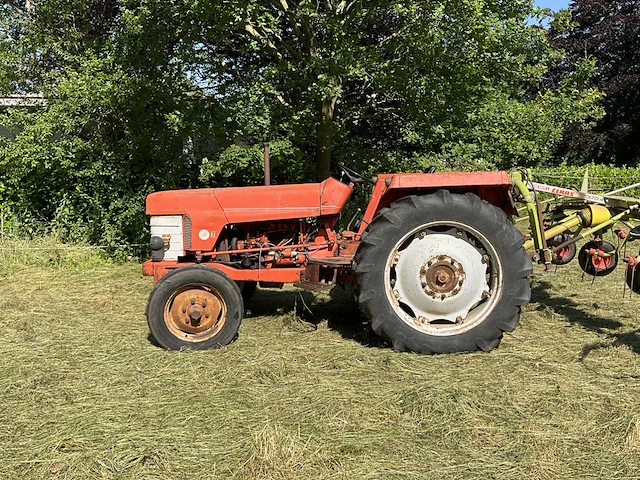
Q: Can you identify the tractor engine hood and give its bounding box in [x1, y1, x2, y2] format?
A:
[146, 178, 353, 252]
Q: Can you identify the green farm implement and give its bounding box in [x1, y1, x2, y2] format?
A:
[513, 169, 640, 292]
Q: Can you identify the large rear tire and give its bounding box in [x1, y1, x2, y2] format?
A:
[146, 265, 244, 350]
[354, 191, 532, 354]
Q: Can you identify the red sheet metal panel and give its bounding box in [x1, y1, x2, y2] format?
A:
[383, 171, 512, 189]
[320, 178, 353, 215]
[212, 178, 353, 222]
[146, 189, 228, 252]
[143, 259, 304, 284]
[358, 171, 514, 236]
[214, 183, 322, 223]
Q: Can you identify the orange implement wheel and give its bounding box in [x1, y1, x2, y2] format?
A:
[578, 240, 618, 277]
[547, 234, 577, 266]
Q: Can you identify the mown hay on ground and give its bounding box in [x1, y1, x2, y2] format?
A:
[0, 241, 639, 479]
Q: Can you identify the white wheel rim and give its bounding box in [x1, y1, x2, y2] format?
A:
[383, 221, 503, 336]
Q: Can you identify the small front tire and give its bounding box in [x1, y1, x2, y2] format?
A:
[146, 265, 244, 350]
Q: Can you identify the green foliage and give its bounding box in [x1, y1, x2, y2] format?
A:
[0, 53, 200, 243]
[0, 3, 211, 244]
[200, 139, 312, 187]
[196, 0, 603, 176]
[534, 163, 640, 198]
[0, 0, 605, 244]
[548, 0, 640, 166]
[427, 84, 603, 170]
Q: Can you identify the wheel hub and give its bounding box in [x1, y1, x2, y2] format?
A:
[167, 288, 224, 336]
[188, 304, 204, 322]
[391, 232, 490, 326]
[421, 256, 465, 299]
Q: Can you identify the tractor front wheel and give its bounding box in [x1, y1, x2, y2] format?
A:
[146, 265, 244, 350]
[354, 191, 532, 354]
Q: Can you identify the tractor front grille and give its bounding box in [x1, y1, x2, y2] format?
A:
[184, 215, 192, 249]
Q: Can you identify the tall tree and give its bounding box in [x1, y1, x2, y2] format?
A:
[549, 0, 640, 165]
[0, 0, 603, 243]
[192, 0, 602, 180]
[0, 0, 213, 242]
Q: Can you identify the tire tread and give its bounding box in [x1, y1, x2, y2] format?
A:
[354, 190, 532, 354]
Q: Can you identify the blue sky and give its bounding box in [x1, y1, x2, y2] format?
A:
[534, 0, 570, 10]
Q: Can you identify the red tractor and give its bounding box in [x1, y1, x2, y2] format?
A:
[143, 166, 531, 354]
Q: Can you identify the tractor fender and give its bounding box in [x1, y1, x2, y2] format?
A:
[359, 171, 515, 236]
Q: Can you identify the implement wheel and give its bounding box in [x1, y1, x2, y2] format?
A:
[354, 191, 532, 354]
[548, 234, 577, 266]
[146, 266, 243, 350]
[578, 240, 618, 277]
[625, 262, 640, 294]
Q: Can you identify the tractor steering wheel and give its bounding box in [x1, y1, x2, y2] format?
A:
[339, 164, 376, 186]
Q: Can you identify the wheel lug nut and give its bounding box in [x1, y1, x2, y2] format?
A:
[190, 298, 196, 305]
[456, 316, 463, 324]
[202, 300, 207, 308]
[205, 314, 210, 319]
[182, 306, 187, 313]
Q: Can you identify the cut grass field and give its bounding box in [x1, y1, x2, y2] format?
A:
[1, 239, 639, 479]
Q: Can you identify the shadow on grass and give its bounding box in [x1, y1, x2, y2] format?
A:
[245, 286, 388, 348]
[533, 279, 640, 357]
[147, 333, 162, 349]
[146, 281, 639, 356]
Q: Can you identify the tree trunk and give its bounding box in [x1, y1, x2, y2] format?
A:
[315, 95, 337, 181]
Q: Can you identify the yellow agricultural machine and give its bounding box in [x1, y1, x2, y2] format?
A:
[513, 169, 640, 292]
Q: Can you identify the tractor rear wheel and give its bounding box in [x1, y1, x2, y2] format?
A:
[354, 191, 532, 354]
[146, 265, 244, 350]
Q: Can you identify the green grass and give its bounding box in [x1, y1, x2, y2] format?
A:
[1, 240, 639, 479]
